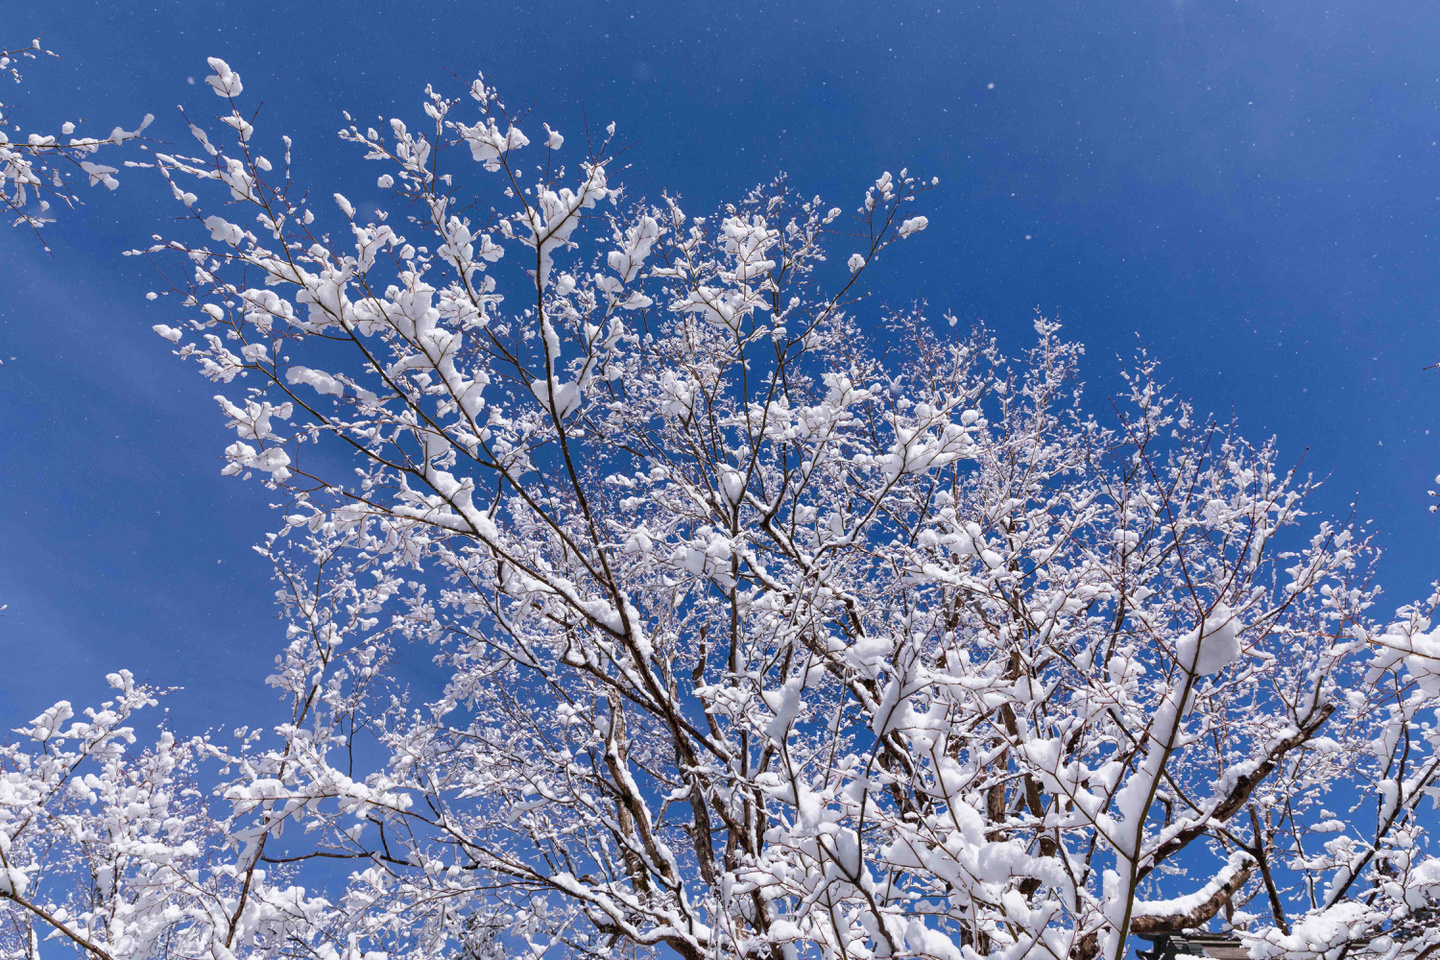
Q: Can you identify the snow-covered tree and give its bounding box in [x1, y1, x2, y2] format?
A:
[0, 39, 150, 246]
[6, 58, 1440, 960]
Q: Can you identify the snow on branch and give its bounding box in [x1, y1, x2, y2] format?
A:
[5, 55, 1439, 960]
[0, 39, 151, 247]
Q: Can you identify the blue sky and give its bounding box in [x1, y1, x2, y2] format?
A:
[2, 0, 1438, 731]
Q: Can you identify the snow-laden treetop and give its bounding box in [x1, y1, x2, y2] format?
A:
[2, 56, 1439, 960]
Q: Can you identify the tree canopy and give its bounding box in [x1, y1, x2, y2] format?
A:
[3, 57, 1439, 960]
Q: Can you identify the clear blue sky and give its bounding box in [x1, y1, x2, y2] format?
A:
[2, 0, 1438, 731]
